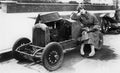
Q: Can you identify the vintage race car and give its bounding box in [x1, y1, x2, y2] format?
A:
[12, 12, 103, 71]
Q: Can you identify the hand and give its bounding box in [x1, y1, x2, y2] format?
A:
[77, 12, 81, 16]
[82, 27, 89, 31]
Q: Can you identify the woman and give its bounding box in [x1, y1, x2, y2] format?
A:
[71, 6, 103, 57]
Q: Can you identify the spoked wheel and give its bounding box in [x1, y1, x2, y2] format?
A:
[12, 37, 31, 61]
[42, 42, 64, 71]
[101, 18, 110, 33]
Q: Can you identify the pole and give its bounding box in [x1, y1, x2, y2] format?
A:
[116, 0, 118, 9]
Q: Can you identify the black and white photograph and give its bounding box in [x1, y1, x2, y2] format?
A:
[0, 0, 120, 73]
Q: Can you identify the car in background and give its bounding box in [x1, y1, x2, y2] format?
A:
[100, 9, 120, 34]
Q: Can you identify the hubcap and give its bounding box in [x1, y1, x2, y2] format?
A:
[47, 50, 60, 65]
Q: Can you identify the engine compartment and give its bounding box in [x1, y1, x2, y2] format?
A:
[33, 12, 73, 47]
[45, 19, 71, 42]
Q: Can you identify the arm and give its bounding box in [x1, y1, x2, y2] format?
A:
[85, 14, 101, 32]
[92, 14, 101, 30]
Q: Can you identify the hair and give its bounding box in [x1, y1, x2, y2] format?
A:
[77, 5, 84, 13]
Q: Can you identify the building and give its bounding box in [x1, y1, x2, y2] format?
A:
[90, 0, 113, 5]
[113, 0, 120, 8]
[0, 0, 58, 3]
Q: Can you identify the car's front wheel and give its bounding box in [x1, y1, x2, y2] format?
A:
[12, 37, 31, 61]
[101, 18, 110, 33]
[42, 42, 64, 71]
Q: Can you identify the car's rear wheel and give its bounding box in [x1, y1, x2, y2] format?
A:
[12, 37, 31, 61]
[98, 33, 103, 50]
[42, 42, 64, 71]
[101, 18, 110, 33]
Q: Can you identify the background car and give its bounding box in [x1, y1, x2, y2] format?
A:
[100, 9, 120, 34]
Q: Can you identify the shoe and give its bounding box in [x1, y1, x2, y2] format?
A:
[89, 45, 95, 57]
[81, 49, 85, 55]
[89, 51, 95, 57]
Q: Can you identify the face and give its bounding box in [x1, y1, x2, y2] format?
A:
[79, 9, 86, 15]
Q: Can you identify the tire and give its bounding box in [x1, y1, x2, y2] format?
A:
[101, 18, 110, 33]
[42, 42, 64, 71]
[98, 33, 103, 50]
[12, 37, 31, 61]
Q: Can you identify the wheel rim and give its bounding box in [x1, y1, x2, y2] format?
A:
[102, 19, 109, 33]
[103, 25, 108, 32]
[47, 49, 60, 66]
[42, 42, 64, 71]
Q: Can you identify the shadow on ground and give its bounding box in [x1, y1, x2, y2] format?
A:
[0, 51, 13, 62]
[60, 48, 84, 70]
[89, 45, 118, 61]
[58, 45, 118, 71]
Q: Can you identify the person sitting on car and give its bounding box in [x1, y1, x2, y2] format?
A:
[71, 6, 103, 57]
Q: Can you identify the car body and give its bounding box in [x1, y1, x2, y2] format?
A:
[12, 12, 103, 71]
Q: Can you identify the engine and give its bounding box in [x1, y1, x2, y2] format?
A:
[46, 19, 71, 42]
[32, 19, 71, 47]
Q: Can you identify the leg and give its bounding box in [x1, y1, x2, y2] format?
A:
[80, 43, 85, 55]
[89, 44, 95, 57]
